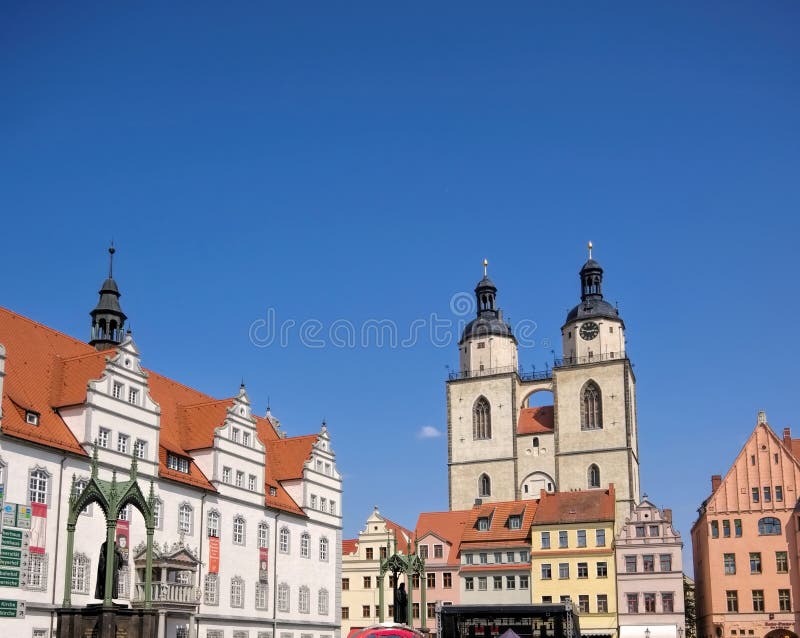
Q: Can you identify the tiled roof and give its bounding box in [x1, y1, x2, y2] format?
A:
[342, 538, 358, 555]
[532, 485, 615, 525]
[461, 499, 537, 544]
[0, 306, 316, 516]
[382, 516, 414, 552]
[517, 406, 554, 435]
[415, 510, 471, 566]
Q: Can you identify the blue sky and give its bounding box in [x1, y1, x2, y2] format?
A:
[2, 2, 799, 571]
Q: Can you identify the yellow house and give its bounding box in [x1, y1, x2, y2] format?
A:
[530, 486, 618, 638]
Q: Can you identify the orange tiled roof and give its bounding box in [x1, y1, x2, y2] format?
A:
[342, 538, 358, 555]
[0, 306, 317, 516]
[461, 499, 537, 544]
[415, 510, 471, 566]
[532, 486, 615, 525]
[517, 406, 554, 435]
[382, 516, 414, 551]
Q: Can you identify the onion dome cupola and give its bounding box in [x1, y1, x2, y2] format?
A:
[458, 259, 518, 373]
[89, 244, 127, 351]
[564, 242, 622, 326]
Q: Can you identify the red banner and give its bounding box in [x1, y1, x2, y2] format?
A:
[209, 536, 220, 574]
[259, 547, 268, 583]
[116, 519, 130, 561]
[29, 502, 47, 554]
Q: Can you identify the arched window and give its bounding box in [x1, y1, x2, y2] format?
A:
[588, 464, 600, 489]
[29, 468, 49, 505]
[758, 517, 781, 535]
[300, 532, 310, 558]
[258, 522, 269, 548]
[479, 473, 491, 497]
[299, 585, 310, 613]
[233, 516, 246, 545]
[71, 553, 90, 594]
[320, 536, 329, 561]
[580, 381, 603, 430]
[279, 527, 290, 553]
[278, 582, 290, 612]
[178, 502, 193, 534]
[207, 510, 220, 538]
[318, 588, 330, 615]
[532, 437, 539, 448]
[473, 397, 491, 440]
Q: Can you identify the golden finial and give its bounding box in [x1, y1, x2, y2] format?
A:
[483, 258, 488, 277]
[588, 241, 593, 260]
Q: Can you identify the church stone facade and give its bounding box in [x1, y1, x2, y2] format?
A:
[447, 247, 641, 527]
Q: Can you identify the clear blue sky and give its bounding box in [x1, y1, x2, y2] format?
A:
[2, 2, 799, 572]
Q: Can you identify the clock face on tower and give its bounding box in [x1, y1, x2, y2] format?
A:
[579, 321, 600, 341]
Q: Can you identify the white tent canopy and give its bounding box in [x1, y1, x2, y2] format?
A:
[620, 626, 679, 638]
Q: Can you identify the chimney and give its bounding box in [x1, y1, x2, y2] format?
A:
[784, 427, 792, 447]
[711, 475, 722, 492]
[473, 498, 482, 508]
[663, 508, 673, 524]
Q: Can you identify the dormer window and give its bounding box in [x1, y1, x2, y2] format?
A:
[478, 517, 490, 531]
[25, 411, 40, 426]
[166, 453, 190, 473]
[508, 515, 521, 530]
[269, 486, 277, 497]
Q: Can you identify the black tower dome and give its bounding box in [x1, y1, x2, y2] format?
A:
[459, 259, 516, 344]
[565, 242, 621, 325]
[89, 244, 127, 350]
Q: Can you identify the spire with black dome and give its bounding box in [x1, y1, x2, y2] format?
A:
[460, 259, 515, 344]
[89, 243, 128, 351]
[565, 241, 621, 325]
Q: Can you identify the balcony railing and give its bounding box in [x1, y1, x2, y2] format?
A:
[133, 582, 199, 605]
[554, 352, 626, 368]
[448, 366, 553, 382]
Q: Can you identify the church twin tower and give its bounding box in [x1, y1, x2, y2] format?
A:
[447, 245, 640, 526]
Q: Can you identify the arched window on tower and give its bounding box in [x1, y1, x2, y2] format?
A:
[473, 397, 491, 440]
[588, 464, 600, 489]
[580, 381, 603, 430]
[478, 473, 491, 497]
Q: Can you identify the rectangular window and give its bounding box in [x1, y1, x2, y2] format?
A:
[519, 574, 529, 589]
[134, 439, 146, 459]
[427, 573, 436, 588]
[434, 544, 443, 558]
[128, 388, 138, 404]
[625, 555, 637, 573]
[236, 471, 244, 488]
[231, 427, 240, 443]
[479, 552, 488, 564]
[597, 594, 608, 613]
[342, 578, 349, 591]
[649, 524, 660, 536]
[506, 575, 515, 589]
[507, 552, 515, 563]
[97, 427, 110, 448]
[541, 564, 552, 579]
[724, 553, 736, 574]
[204, 574, 218, 605]
[117, 433, 129, 454]
[642, 554, 655, 572]
[412, 603, 420, 619]
[662, 592, 674, 612]
[363, 576, 371, 588]
[734, 519, 742, 537]
[577, 529, 586, 547]
[627, 593, 638, 613]
[644, 593, 656, 613]
[478, 577, 487, 591]
[596, 529, 606, 546]
[779, 589, 791, 612]
[750, 552, 762, 574]
[777, 551, 789, 573]
[112, 382, 123, 399]
[559, 530, 568, 548]
[752, 590, 764, 612]
[752, 487, 760, 502]
[443, 572, 452, 588]
[541, 532, 551, 549]
[342, 607, 349, 619]
[542, 596, 553, 603]
[256, 583, 268, 610]
[465, 553, 473, 565]
[222, 467, 231, 483]
[362, 605, 370, 618]
[249, 474, 257, 491]
[477, 517, 489, 531]
[419, 545, 429, 559]
[722, 520, 731, 537]
[465, 577, 474, 591]
[577, 562, 588, 578]
[427, 603, 436, 619]
[578, 595, 589, 614]
[493, 576, 502, 590]
[243, 431, 250, 447]
[520, 550, 529, 562]
[558, 563, 569, 579]
[492, 551, 501, 564]
[710, 520, 719, 538]
[660, 554, 672, 572]
[776, 485, 784, 501]
[726, 590, 738, 612]
[597, 561, 608, 578]
[635, 525, 645, 537]
[764, 486, 772, 502]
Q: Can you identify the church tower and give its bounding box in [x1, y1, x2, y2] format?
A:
[89, 244, 128, 351]
[553, 242, 640, 526]
[447, 261, 520, 509]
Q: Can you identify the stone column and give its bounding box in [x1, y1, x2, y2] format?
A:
[188, 613, 197, 638]
[378, 575, 385, 622]
[157, 609, 167, 638]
